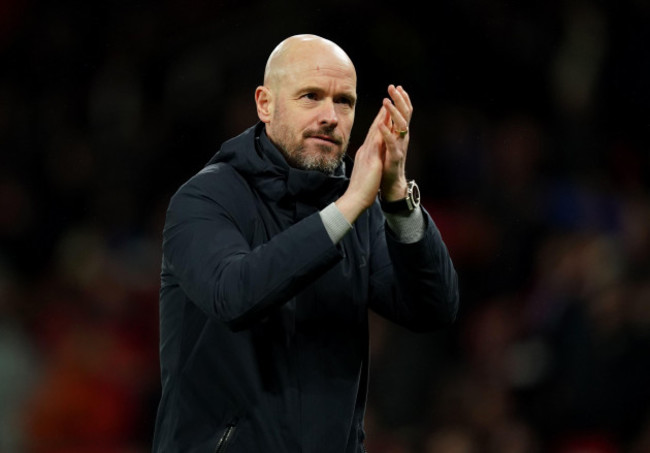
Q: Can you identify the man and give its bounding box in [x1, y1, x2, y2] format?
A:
[153, 34, 458, 452]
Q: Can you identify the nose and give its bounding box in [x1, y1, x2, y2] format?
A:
[318, 98, 338, 128]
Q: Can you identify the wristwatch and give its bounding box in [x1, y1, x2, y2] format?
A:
[379, 180, 421, 214]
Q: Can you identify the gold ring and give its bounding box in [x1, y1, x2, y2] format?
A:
[398, 128, 408, 138]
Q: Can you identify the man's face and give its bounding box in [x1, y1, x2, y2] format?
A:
[264, 47, 357, 174]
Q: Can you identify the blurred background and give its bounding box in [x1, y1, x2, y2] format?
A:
[1, 0, 649, 452]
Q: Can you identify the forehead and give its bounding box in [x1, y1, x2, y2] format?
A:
[287, 63, 356, 92]
[274, 43, 357, 93]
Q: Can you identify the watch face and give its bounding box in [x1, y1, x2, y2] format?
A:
[410, 181, 421, 206]
[381, 180, 421, 213]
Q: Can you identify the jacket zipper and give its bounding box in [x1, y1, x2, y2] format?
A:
[214, 423, 237, 453]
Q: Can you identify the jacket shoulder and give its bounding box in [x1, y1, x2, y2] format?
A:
[164, 160, 270, 255]
[177, 162, 249, 201]
[165, 162, 257, 228]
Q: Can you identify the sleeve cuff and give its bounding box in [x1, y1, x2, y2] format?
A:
[319, 202, 353, 244]
[384, 207, 425, 244]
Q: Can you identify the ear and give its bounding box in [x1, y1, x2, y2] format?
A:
[255, 86, 273, 123]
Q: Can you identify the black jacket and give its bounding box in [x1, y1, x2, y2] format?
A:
[152, 123, 459, 452]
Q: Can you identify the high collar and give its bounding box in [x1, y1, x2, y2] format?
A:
[207, 123, 350, 210]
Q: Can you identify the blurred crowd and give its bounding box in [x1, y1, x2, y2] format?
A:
[1, 1, 649, 452]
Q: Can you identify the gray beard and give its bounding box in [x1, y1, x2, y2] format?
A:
[283, 143, 344, 175]
[269, 118, 347, 175]
[271, 124, 347, 175]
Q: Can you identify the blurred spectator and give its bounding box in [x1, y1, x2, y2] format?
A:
[0, 261, 40, 452]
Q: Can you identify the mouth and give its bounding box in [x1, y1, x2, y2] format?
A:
[306, 134, 341, 146]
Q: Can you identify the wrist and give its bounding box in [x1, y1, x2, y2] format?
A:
[380, 178, 408, 202]
[380, 180, 421, 214]
[335, 191, 368, 224]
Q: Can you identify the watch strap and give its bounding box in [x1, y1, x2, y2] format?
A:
[379, 180, 420, 214]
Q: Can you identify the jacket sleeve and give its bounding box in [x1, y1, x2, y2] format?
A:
[367, 204, 459, 331]
[162, 168, 343, 331]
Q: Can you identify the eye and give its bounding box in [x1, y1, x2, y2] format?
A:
[302, 92, 318, 101]
[336, 95, 355, 107]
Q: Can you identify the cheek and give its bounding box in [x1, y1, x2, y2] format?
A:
[276, 106, 307, 131]
[341, 112, 355, 136]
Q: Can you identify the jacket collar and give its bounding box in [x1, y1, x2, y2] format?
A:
[208, 123, 350, 210]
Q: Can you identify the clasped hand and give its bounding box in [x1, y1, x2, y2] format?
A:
[338, 84, 413, 223]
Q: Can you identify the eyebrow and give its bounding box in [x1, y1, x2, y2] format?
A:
[296, 86, 357, 105]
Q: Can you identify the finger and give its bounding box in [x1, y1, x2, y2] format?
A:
[382, 98, 408, 133]
[379, 121, 404, 152]
[388, 85, 413, 123]
[372, 105, 390, 131]
[378, 121, 395, 145]
[388, 84, 410, 110]
[396, 85, 413, 112]
[379, 123, 407, 172]
[374, 104, 389, 125]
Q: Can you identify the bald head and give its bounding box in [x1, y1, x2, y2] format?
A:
[255, 34, 358, 174]
[263, 34, 356, 90]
